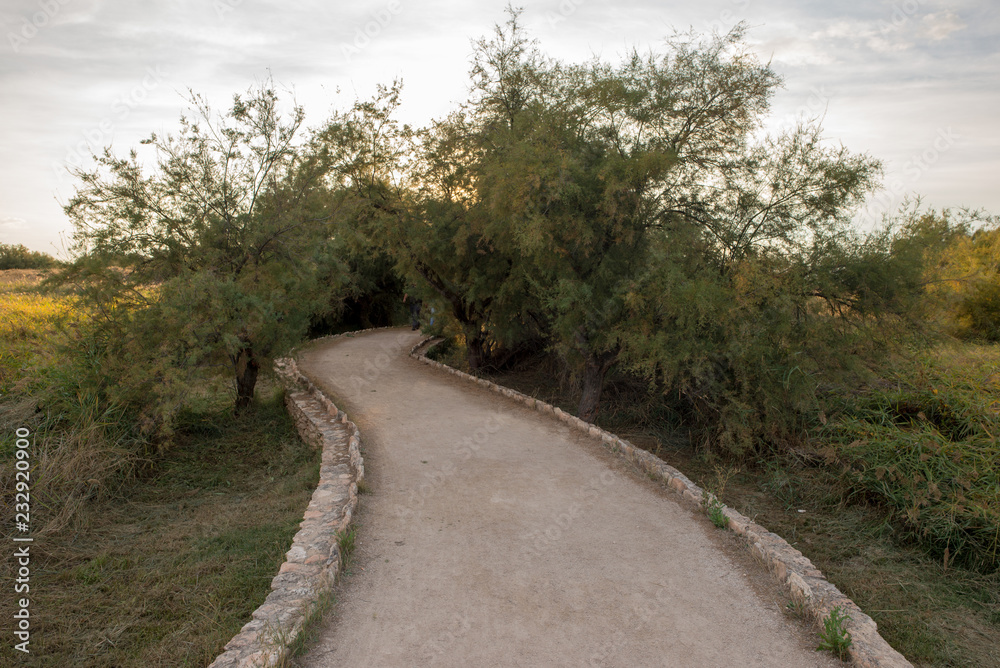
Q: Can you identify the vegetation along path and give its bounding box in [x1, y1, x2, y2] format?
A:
[293, 329, 842, 667]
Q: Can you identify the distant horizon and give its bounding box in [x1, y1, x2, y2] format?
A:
[3, 0, 998, 256]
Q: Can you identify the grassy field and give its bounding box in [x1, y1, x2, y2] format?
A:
[448, 341, 1000, 667]
[0, 270, 321, 666]
[0, 269, 73, 395]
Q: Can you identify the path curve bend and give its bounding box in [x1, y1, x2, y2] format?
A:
[295, 329, 845, 667]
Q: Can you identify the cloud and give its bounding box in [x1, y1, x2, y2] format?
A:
[770, 5, 969, 61]
[0, 216, 27, 230]
[867, 7, 966, 52]
[916, 11, 965, 41]
[0, 0, 997, 256]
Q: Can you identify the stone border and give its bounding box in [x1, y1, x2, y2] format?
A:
[410, 337, 912, 668]
[208, 331, 376, 668]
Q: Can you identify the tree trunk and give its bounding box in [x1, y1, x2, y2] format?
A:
[233, 346, 259, 414]
[413, 259, 494, 371]
[466, 332, 490, 371]
[578, 359, 605, 423]
[577, 349, 618, 423]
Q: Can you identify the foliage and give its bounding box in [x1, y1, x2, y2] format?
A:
[615, 214, 911, 458]
[0, 243, 58, 270]
[894, 202, 1000, 339]
[0, 275, 75, 393]
[816, 606, 853, 660]
[333, 13, 888, 436]
[957, 277, 1000, 342]
[320, 73, 546, 370]
[706, 494, 728, 529]
[442, 14, 885, 427]
[337, 526, 358, 568]
[822, 344, 1000, 572]
[330, 246, 406, 332]
[62, 82, 343, 425]
[0, 386, 318, 667]
[704, 466, 739, 528]
[0, 274, 148, 535]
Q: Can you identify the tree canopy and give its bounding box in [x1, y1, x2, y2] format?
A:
[63, 83, 342, 427]
[363, 11, 884, 426]
[59, 10, 989, 455]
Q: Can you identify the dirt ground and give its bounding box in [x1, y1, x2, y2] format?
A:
[295, 329, 841, 667]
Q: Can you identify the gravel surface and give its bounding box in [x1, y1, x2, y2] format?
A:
[295, 328, 841, 667]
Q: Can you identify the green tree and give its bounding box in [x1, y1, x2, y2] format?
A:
[884, 202, 1000, 339]
[63, 83, 340, 419]
[0, 243, 58, 270]
[468, 19, 873, 423]
[464, 16, 885, 437]
[317, 72, 542, 370]
[950, 222, 1000, 341]
[403, 111, 544, 369]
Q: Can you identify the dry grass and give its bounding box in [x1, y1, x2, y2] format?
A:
[821, 340, 1000, 572]
[0, 268, 50, 285]
[0, 271, 117, 536]
[0, 292, 72, 339]
[0, 384, 319, 667]
[0, 269, 75, 394]
[0, 272, 321, 665]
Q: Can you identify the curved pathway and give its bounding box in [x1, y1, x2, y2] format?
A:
[295, 329, 839, 667]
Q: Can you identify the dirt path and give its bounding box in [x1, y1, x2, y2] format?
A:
[295, 329, 839, 667]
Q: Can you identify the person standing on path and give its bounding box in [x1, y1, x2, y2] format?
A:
[403, 291, 422, 331]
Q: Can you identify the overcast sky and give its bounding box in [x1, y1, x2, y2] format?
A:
[1, 0, 997, 256]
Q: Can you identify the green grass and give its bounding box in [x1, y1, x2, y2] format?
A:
[822, 341, 1000, 572]
[706, 494, 728, 528]
[816, 606, 853, 660]
[0, 386, 320, 667]
[0, 269, 74, 395]
[337, 526, 358, 569]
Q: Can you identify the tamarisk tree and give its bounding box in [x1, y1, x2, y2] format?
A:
[64, 83, 338, 416]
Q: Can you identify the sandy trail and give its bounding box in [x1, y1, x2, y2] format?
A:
[295, 329, 838, 667]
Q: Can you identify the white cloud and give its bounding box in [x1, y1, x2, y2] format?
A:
[916, 11, 965, 41]
[866, 34, 915, 54]
[788, 6, 968, 57]
[0, 0, 997, 254]
[0, 216, 27, 230]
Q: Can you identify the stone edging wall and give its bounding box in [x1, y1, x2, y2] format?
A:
[207, 329, 383, 668]
[410, 337, 912, 668]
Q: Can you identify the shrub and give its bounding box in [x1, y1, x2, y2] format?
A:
[822, 349, 1000, 572]
[956, 280, 1000, 342]
[0, 243, 58, 270]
